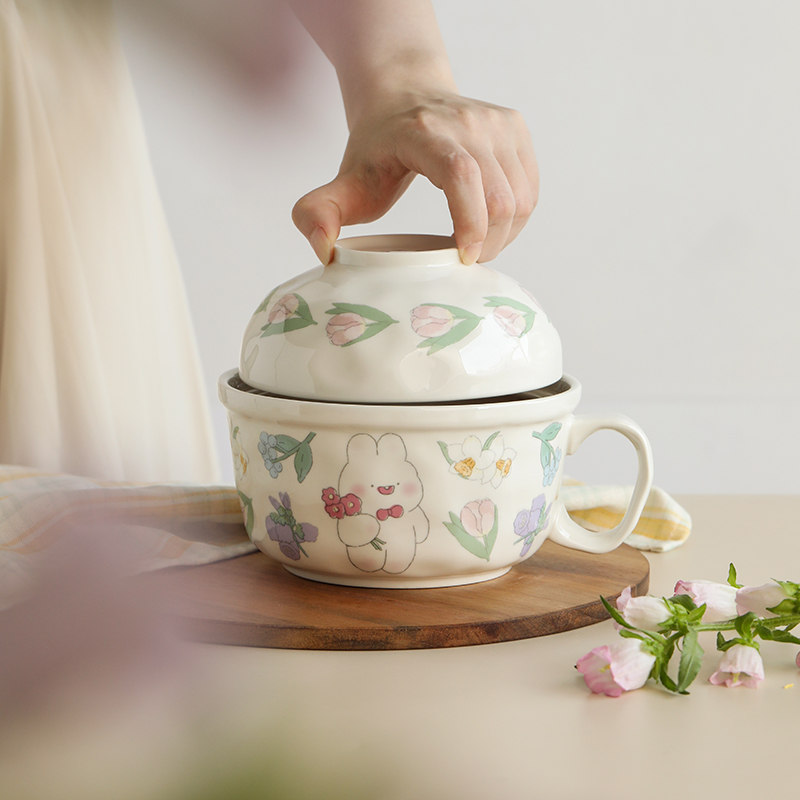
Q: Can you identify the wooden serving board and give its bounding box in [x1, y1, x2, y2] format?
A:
[138, 539, 649, 650]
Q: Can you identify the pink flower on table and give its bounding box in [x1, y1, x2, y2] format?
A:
[674, 580, 739, 622]
[326, 312, 367, 346]
[410, 305, 455, 338]
[709, 644, 764, 688]
[460, 499, 496, 538]
[576, 639, 656, 697]
[492, 305, 526, 337]
[616, 586, 672, 631]
[736, 583, 792, 617]
[267, 293, 300, 324]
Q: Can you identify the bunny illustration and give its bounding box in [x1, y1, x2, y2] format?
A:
[334, 433, 429, 574]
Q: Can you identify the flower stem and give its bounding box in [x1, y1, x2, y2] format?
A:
[693, 614, 800, 633]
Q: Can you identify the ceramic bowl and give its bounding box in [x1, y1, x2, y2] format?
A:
[239, 234, 562, 403]
[219, 369, 653, 588]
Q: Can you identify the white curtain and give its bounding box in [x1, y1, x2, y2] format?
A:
[0, 0, 220, 483]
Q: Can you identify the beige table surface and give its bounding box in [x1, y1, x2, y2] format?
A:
[2, 495, 798, 800]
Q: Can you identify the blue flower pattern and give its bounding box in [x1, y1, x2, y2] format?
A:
[258, 432, 283, 478]
[542, 447, 562, 487]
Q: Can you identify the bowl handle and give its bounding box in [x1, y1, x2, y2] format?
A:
[548, 414, 654, 554]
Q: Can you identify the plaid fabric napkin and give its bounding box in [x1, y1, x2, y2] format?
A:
[561, 479, 691, 553]
[0, 466, 254, 610]
[0, 466, 690, 609]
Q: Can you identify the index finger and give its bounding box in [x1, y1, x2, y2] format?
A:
[395, 136, 488, 265]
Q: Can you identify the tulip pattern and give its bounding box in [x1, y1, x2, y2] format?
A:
[325, 303, 398, 346]
[444, 499, 499, 561]
[411, 304, 482, 354]
[256, 291, 544, 354]
[259, 293, 317, 337]
[484, 296, 537, 338]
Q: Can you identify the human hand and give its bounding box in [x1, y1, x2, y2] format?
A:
[292, 90, 539, 266]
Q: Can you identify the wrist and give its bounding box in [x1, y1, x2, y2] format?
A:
[338, 53, 458, 129]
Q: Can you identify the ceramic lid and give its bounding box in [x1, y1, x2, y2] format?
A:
[239, 234, 562, 403]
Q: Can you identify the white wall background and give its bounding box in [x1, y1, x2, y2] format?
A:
[117, 1, 800, 493]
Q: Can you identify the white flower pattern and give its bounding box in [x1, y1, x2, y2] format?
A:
[444, 434, 517, 488]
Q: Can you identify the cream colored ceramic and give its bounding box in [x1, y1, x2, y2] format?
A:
[239, 234, 562, 403]
[219, 370, 653, 588]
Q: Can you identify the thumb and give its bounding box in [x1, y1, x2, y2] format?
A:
[291, 173, 368, 265]
[292, 169, 413, 265]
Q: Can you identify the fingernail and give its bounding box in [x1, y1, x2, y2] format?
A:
[310, 226, 332, 265]
[460, 243, 482, 265]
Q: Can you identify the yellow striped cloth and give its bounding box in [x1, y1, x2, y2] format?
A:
[561, 479, 691, 552]
[0, 466, 690, 609]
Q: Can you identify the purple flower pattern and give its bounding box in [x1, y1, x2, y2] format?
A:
[513, 494, 550, 557]
[266, 492, 318, 561]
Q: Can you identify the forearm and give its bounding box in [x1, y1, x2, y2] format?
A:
[286, 0, 458, 127]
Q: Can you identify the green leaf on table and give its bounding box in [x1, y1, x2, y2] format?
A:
[767, 598, 799, 615]
[658, 662, 680, 694]
[600, 595, 635, 629]
[671, 594, 698, 612]
[735, 612, 757, 639]
[763, 628, 800, 645]
[775, 578, 800, 596]
[676, 628, 704, 693]
[727, 563, 742, 588]
[686, 604, 708, 625]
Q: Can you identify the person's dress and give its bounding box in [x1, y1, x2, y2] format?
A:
[0, 0, 220, 483]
